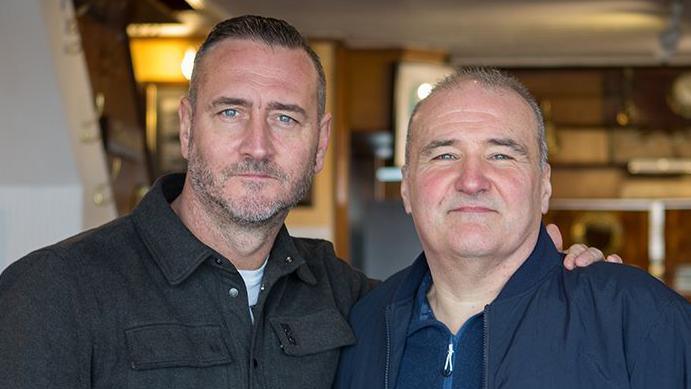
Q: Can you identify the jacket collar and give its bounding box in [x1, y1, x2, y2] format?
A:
[132, 173, 316, 286]
[493, 223, 563, 302]
[389, 223, 562, 305]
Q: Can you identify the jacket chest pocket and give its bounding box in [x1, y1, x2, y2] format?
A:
[268, 308, 356, 387]
[125, 323, 232, 388]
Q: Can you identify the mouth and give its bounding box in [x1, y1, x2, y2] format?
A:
[448, 205, 496, 214]
[234, 172, 277, 180]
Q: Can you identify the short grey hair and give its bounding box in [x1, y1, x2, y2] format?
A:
[405, 66, 547, 169]
[188, 15, 326, 120]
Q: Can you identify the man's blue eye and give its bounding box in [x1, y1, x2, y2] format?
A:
[434, 153, 455, 160]
[491, 154, 512, 160]
[278, 114, 296, 124]
[221, 109, 238, 118]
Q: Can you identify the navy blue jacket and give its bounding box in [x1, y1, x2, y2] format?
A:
[335, 225, 691, 389]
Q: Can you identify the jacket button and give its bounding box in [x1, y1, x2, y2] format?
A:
[285, 256, 292, 263]
[228, 288, 239, 298]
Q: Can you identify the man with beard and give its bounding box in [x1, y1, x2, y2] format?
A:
[0, 16, 614, 389]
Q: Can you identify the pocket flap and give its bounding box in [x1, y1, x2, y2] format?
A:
[269, 309, 356, 356]
[125, 323, 232, 370]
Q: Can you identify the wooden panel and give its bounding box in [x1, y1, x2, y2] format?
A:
[550, 128, 609, 164]
[334, 45, 351, 260]
[549, 97, 603, 126]
[665, 210, 691, 299]
[515, 70, 603, 97]
[513, 69, 605, 126]
[347, 49, 401, 132]
[551, 168, 623, 198]
[621, 177, 691, 198]
[611, 129, 677, 162]
[346, 48, 447, 132]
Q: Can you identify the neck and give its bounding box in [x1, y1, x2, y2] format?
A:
[425, 238, 537, 333]
[171, 183, 285, 270]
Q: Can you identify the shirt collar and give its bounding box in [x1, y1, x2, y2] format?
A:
[493, 223, 563, 302]
[407, 271, 439, 334]
[131, 173, 317, 286]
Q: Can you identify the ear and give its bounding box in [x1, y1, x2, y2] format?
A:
[540, 163, 552, 214]
[313, 113, 332, 174]
[178, 96, 193, 160]
[400, 165, 413, 215]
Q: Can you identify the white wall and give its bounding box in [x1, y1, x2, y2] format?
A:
[0, 0, 116, 270]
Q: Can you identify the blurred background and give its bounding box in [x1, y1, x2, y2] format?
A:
[2, 0, 691, 298]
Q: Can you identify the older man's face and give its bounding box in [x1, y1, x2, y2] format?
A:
[401, 81, 551, 261]
[178, 39, 330, 226]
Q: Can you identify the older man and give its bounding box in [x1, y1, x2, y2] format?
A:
[0, 17, 611, 389]
[335, 68, 691, 389]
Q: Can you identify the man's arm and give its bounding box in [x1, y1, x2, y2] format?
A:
[0, 250, 91, 389]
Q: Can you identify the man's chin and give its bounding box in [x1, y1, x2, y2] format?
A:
[222, 198, 291, 226]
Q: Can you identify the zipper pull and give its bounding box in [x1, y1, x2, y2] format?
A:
[442, 342, 454, 377]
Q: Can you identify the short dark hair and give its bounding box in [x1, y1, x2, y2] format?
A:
[406, 66, 547, 169]
[188, 15, 326, 119]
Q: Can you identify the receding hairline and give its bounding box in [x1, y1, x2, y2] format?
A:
[405, 68, 547, 169]
[186, 15, 327, 120]
[190, 38, 322, 114]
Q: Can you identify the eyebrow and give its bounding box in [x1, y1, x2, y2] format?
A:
[267, 102, 307, 117]
[418, 137, 530, 157]
[209, 97, 250, 109]
[487, 137, 529, 156]
[208, 98, 307, 117]
[420, 139, 456, 156]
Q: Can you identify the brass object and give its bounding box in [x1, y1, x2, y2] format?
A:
[667, 72, 691, 119]
[571, 212, 623, 255]
[92, 182, 112, 206]
[649, 262, 666, 280]
[91, 157, 121, 207]
[616, 68, 638, 127]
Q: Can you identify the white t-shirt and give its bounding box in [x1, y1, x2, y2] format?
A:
[238, 257, 268, 322]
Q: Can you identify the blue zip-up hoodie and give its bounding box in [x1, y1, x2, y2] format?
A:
[335, 225, 691, 389]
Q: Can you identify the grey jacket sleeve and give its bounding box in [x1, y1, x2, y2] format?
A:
[0, 250, 92, 389]
[629, 295, 691, 388]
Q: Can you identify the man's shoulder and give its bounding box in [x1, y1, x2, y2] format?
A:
[349, 262, 417, 321]
[559, 262, 689, 317]
[1, 215, 138, 283]
[290, 236, 361, 275]
[289, 235, 371, 300]
[566, 262, 681, 297]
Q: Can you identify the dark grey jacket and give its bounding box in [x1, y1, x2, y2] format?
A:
[0, 174, 369, 389]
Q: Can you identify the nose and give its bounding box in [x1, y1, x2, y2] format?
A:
[454, 157, 491, 195]
[239, 115, 275, 160]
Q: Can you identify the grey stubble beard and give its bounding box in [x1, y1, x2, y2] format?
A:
[186, 141, 315, 229]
